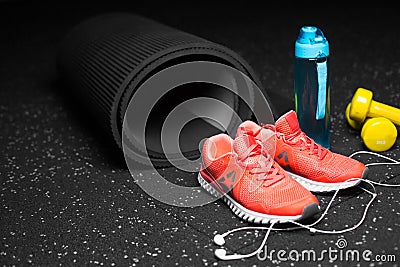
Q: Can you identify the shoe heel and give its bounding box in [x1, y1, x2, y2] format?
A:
[197, 173, 223, 199]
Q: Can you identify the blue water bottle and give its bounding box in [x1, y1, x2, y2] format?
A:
[294, 26, 330, 149]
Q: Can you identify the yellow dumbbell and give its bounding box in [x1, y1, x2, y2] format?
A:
[349, 87, 400, 126]
[346, 103, 398, 152]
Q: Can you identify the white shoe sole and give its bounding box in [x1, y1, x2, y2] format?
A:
[197, 173, 319, 224]
[287, 168, 369, 193]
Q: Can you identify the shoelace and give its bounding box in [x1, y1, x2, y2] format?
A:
[236, 141, 284, 188]
[239, 123, 277, 158]
[281, 130, 328, 160]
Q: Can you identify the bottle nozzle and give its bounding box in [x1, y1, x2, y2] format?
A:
[299, 26, 318, 42]
[295, 25, 329, 58]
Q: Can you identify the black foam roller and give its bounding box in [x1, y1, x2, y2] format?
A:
[57, 13, 272, 166]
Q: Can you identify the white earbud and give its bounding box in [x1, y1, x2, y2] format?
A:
[214, 249, 226, 259]
[214, 249, 247, 260]
[213, 234, 225, 246]
[214, 221, 277, 260]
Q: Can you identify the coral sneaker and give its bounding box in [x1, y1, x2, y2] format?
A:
[238, 110, 369, 192]
[198, 132, 320, 224]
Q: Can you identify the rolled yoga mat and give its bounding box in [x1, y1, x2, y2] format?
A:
[57, 13, 274, 167]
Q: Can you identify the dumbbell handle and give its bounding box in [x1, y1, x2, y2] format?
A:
[369, 100, 400, 126]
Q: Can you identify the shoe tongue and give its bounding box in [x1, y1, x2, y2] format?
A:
[275, 110, 300, 135]
[233, 134, 261, 164]
[236, 120, 260, 137]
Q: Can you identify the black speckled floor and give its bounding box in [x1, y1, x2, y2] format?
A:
[1, 1, 399, 266]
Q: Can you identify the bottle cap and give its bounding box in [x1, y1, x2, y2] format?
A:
[295, 26, 329, 58]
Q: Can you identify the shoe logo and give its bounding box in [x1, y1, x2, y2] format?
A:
[277, 150, 292, 172]
[218, 170, 237, 193]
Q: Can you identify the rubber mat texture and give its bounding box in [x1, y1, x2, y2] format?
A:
[0, 1, 399, 266]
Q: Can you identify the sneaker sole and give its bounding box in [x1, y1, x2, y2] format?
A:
[197, 173, 320, 224]
[287, 168, 369, 193]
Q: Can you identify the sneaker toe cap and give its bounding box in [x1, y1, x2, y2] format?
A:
[267, 194, 320, 217]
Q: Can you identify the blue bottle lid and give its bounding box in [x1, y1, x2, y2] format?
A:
[295, 26, 329, 58]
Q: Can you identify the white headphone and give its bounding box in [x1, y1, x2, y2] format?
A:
[213, 151, 400, 261]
